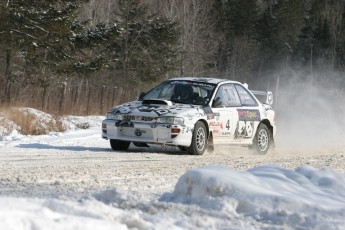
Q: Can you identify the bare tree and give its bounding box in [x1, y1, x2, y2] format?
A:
[147, 0, 221, 77]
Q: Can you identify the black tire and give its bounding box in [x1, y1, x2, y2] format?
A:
[187, 121, 207, 155]
[110, 139, 130, 151]
[253, 123, 270, 154]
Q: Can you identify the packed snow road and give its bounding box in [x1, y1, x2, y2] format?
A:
[1, 126, 344, 199]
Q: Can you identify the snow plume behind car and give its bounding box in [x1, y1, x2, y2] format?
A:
[275, 72, 345, 152]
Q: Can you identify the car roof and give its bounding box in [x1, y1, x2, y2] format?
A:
[169, 77, 242, 85]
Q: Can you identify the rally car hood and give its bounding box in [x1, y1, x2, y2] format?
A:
[107, 99, 206, 119]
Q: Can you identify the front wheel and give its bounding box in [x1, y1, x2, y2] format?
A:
[253, 123, 270, 154]
[188, 121, 207, 155]
[110, 139, 130, 151]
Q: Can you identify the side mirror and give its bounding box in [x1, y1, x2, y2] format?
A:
[139, 92, 146, 100]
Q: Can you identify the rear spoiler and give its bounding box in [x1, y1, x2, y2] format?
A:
[251, 90, 274, 106]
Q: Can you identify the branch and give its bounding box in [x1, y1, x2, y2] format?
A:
[10, 29, 37, 39]
[25, 18, 50, 36]
[33, 25, 49, 35]
[6, 0, 10, 8]
[25, 23, 50, 36]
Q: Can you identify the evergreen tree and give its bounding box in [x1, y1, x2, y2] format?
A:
[0, 0, 126, 107]
[0, 0, 90, 71]
[0, 0, 90, 102]
[295, 0, 345, 70]
[216, 0, 261, 82]
[256, 0, 306, 73]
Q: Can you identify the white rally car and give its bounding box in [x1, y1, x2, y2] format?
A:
[102, 77, 276, 155]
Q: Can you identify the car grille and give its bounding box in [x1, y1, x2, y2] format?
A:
[123, 115, 155, 122]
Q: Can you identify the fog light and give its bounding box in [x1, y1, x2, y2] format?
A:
[171, 128, 180, 138]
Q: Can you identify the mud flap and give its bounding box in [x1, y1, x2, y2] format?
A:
[207, 132, 214, 152]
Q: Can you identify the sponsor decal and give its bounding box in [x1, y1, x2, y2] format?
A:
[171, 81, 214, 88]
[235, 121, 254, 138]
[213, 129, 220, 134]
[209, 121, 223, 129]
[221, 131, 231, 136]
[181, 126, 193, 134]
[209, 119, 224, 135]
[237, 109, 260, 121]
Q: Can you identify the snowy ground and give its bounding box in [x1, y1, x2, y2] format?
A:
[1, 109, 345, 229]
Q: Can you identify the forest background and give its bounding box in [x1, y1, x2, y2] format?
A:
[1, 0, 345, 115]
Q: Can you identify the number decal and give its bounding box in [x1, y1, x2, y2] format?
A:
[226, 120, 230, 130]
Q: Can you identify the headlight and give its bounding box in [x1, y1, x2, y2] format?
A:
[107, 112, 122, 120]
[157, 116, 184, 125]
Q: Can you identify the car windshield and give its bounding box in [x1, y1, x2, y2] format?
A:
[142, 80, 216, 106]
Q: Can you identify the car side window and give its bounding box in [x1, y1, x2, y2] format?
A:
[213, 84, 241, 107]
[223, 84, 241, 106]
[235, 85, 257, 106]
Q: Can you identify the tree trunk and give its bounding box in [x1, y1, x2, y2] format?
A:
[100, 85, 105, 114]
[86, 85, 91, 115]
[41, 86, 47, 110]
[4, 49, 11, 104]
[59, 83, 66, 114]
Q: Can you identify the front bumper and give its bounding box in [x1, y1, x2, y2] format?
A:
[102, 119, 192, 147]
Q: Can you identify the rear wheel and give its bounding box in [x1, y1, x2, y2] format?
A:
[110, 139, 130, 151]
[188, 121, 207, 155]
[253, 123, 270, 154]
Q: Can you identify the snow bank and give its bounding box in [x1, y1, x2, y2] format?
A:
[0, 197, 127, 230]
[0, 107, 103, 139]
[0, 108, 103, 145]
[0, 115, 20, 140]
[160, 165, 345, 229]
[60, 115, 104, 130]
[2, 165, 345, 229]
